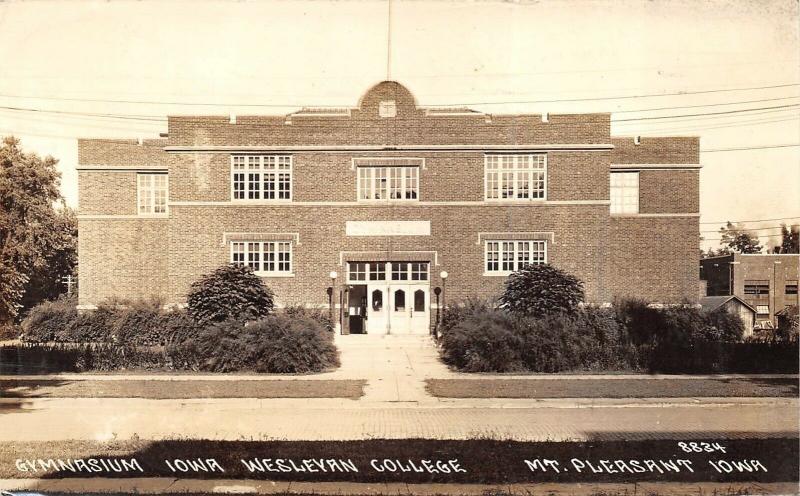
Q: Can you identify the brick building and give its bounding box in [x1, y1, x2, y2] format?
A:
[700, 253, 799, 328]
[77, 81, 701, 334]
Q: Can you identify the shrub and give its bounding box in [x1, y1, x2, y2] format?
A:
[499, 264, 584, 318]
[69, 305, 115, 343]
[174, 313, 339, 373]
[439, 298, 497, 336]
[703, 307, 745, 342]
[438, 305, 524, 372]
[283, 305, 334, 332]
[21, 296, 78, 342]
[110, 299, 199, 347]
[516, 308, 637, 373]
[187, 264, 275, 324]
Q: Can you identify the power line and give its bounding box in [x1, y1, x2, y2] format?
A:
[700, 225, 799, 233]
[700, 216, 800, 224]
[0, 82, 797, 108]
[622, 116, 799, 136]
[703, 232, 788, 240]
[611, 95, 800, 114]
[0, 105, 166, 122]
[612, 104, 800, 122]
[701, 144, 800, 152]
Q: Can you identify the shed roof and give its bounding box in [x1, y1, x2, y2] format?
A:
[700, 295, 756, 314]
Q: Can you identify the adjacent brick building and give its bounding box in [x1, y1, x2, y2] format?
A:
[77, 81, 701, 334]
[700, 253, 800, 328]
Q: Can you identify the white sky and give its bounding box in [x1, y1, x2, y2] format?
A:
[0, 0, 798, 250]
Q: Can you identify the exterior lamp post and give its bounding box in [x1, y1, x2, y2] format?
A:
[329, 271, 338, 332]
[433, 286, 442, 337]
[772, 261, 781, 328]
[440, 271, 448, 317]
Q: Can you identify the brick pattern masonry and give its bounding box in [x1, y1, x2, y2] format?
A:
[77, 81, 701, 328]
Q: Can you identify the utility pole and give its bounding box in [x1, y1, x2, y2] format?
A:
[386, 0, 392, 80]
[61, 274, 76, 296]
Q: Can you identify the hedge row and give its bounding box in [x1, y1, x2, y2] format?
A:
[20, 297, 198, 346]
[14, 298, 338, 374]
[438, 299, 799, 374]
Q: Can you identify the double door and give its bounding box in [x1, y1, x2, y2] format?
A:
[367, 283, 429, 335]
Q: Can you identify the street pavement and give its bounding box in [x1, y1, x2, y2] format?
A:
[1, 335, 798, 442]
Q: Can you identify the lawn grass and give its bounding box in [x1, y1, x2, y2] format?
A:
[0, 379, 365, 399]
[425, 377, 799, 399]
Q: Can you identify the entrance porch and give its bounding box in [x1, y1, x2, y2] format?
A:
[340, 261, 432, 335]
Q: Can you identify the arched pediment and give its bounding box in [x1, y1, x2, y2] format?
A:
[357, 81, 419, 117]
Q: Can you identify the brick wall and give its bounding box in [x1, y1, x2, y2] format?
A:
[164, 204, 612, 306]
[76, 81, 701, 314]
[78, 139, 170, 166]
[78, 219, 169, 306]
[78, 171, 138, 215]
[611, 137, 699, 164]
[607, 217, 700, 303]
[731, 254, 800, 323]
[639, 169, 699, 213]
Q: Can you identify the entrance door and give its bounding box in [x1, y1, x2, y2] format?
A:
[346, 261, 430, 335]
[367, 285, 388, 334]
[389, 284, 429, 335]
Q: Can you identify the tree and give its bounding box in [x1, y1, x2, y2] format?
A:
[777, 224, 799, 254]
[186, 264, 275, 324]
[499, 263, 585, 318]
[718, 222, 762, 254]
[0, 136, 77, 326]
[20, 207, 77, 311]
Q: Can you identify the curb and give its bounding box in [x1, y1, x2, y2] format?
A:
[2, 373, 797, 381]
[1, 479, 798, 495]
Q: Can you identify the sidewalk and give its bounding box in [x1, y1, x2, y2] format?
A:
[1, 397, 796, 441]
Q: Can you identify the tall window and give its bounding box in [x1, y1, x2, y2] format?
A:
[610, 171, 639, 214]
[484, 154, 546, 200]
[231, 241, 292, 275]
[137, 173, 168, 215]
[357, 167, 418, 200]
[485, 240, 546, 274]
[231, 155, 292, 201]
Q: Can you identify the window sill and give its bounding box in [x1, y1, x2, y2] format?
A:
[610, 212, 641, 217]
[483, 199, 547, 203]
[357, 199, 420, 204]
[254, 272, 295, 278]
[483, 271, 513, 277]
[136, 213, 169, 219]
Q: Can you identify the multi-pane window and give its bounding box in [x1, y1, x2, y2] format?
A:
[485, 240, 546, 274]
[349, 262, 367, 281]
[347, 261, 428, 282]
[357, 167, 418, 200]
[756, 305, 770, 315]
[391, 262, 409, 281]
[411, 262, 429, 281]
[231, 241, 292, 275]
[744, 282, 770, 296]
[369, 262, 386, 281]
[484, 154, 546, 200]
[610, 172, 639, 214]
[231, 155, 292, 201]
[786, 283, 798, 295]
[137, 173, 168, 215]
